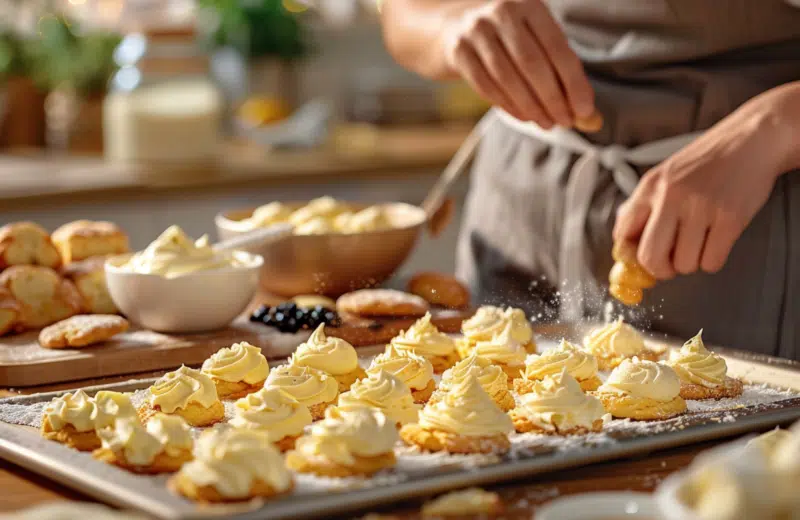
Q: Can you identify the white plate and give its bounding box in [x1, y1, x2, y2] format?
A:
[536, 492, 661, 520]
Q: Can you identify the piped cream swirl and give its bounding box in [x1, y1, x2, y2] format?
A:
[149, 365, 219, 413]
[291, 324, 359, 375]
[583, 317, 645, 359]
[438, 353, 508, 397]
[471, 323, 526, 366]
[598, 358, 681, 402]
[515, 370, 607, 432]
[367, 346, 434, 391]
[44, 390, 97, 432]
[230, 388, 312, 442]
[390, 313, 457, 359]
[264, 364, 339, 408]
[93, 391, 136, 430]
[418, 375, 513, 437]
[201, 342, 269, 384]
[523, 339, 598, 382]
[461, 305, 533, 345]
[668, 331, 727, 388]
[97, 417, 163, 466]
[337, 371, 421, 425]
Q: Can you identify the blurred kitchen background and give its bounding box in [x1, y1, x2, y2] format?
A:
[0, 0, 488, 276]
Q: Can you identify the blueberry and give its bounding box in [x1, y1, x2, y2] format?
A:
[273, 312, 285, 323]
[285, 318, 299, 331]
[293, 309, 306, 321]
[313, 305, 327, 314]
[309, 309, 322, 322]
[251, 305, 270, 322]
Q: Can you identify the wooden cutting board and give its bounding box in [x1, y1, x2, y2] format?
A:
[0, 308, 473, 388]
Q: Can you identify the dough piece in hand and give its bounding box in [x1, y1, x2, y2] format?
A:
[407, 272, 470, 309]
[60, 257, 118, 314]
[0, 288, 21, 336]
[0, 266, 83, 330]
[574, 110, 604, 133]
[39, 314, 129, 349]
[51, 220, 129, 264]
[609, 241, 656, 306]
[337, 288, 429, 318]
[0, 222, 61, 270]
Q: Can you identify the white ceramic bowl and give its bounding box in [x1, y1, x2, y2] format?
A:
[655, 471, 701, 520]
[536, 492, 661, 520]
[105, 251, 263, 333]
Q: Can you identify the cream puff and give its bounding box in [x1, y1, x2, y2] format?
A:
[93, 391, 137, 431]
[431, 352, 515, 412]
[583, 317, 660, 371]
[510, 370, 608, 435]
[389, 313, 459, 373]
[40, 390, 100, 451]
[336, 370, 421, 426]
[139, 365, 224, 427]
[264, 363, 339, 420]
[594, 358, 686, 420]
[171, 428, 294, 503]
[667, 330, 744, 400]
[93, 414, 193, 474]
[468, 323, 527, 378]
[230, 387, 313, 452]
[201, 342, 269, 400]
[366, 345, 436, 403]
[459, 305, 536, 358]
[291, 324, 366, 392]
[400, 374, 514, 455]
[286, 407, 398, 477]
[515, 339, 601, 393]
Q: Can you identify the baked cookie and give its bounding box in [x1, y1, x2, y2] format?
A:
[337, 288, 429, 318]
[138, 366, 224, 427]
[0, 266, 83, 330]
[51, 220, 129, 265]
[291, 294, 336, 310]
[594, 357, 686, 420]
[667, 330, 744, 400]
[406, 272, 470, 309]
[460, 305, 536, 357]
[38, 314, 129, 349]
[389, 313, 459, 373]
[60, 257, 117, 314]
[608, 241, 656, 306]
[290, 324, 365, 392]
[230, 387, 313, 452]
[264, 363, 339, 420]
[366, 346, 436, 404]
[431, 352, 514, 412]
[421, 488, 504, 518]
[337, 370, 422, 426]
[0, 222, 61, 270]
[0, 288, 21, 336]
[515, 338, 601, 394]
[40, 390, 100, 451]
[583, 317, 661, 371]
[201, 342, 269, 399]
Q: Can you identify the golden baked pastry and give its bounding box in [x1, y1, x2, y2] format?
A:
[0, 266, 82, 330]
[0, 222, 61, 270]
[366, 345, 436, 404]
[0, 288, 21, 336]
[337, 370, 422, 426]
[594, 357, 686, 420]
[38, 314, 129, 349]
[60, 257, 118, 314]
[291, 294, 336, 310]
[608, 241, 656, 306]
[138, 366, 224, 427]
[389, 313, 459, 373]
[93, 414, 193, 474]
[515, 338, 601, 393]
[40, 390, 100, 451]
[171, 428, 294, 503]
[459, 305, 536, 357]
[51, 220, 129, 265]
[583, 317, 660, 371]
[431, 352, 514, 412]
[400, 374, 513, 455]
[406, 272, 471, 309]
[667, 330, 744, 400]
[421, 488, 504, 517]
[286, 407, 398, 477]
[264, 363, 339, 420]
[93, 391, 137, 430]
[201, 342, 269, 399]
[230, 388, 313, 452]
[290, 324, 365, 392]
[337, 288, 430, 318]
[509, 370, 608, 435]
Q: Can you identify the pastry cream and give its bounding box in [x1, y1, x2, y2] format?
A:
[201, 342, 269, 384]
[515, 370, 607, 432]
[390, 313, 457, 359]
[291, 324, 359, 376]
[145, 414, 193, 457]
[44, 390, 97, 432]
[337, 371, 421, 425]
[236, 202, 293, 230]
[93, 391, 137, 430]
[668, 331, 727, 388]
[471, 323, 526, 366]
[523, 339, 598, 382]
[461, 305, 533, 345]
[418, 374, 513, 437]
[149, 365, 219, 413]
[598, 358, 680, 402]
[437, 352, 507, 398]
[289, 196, 350, 226]
[230, 388, 313, 442]
[97, 417, 163, 466]
[367, 346, 434, 391]
[179, 428, 292, 498]
[294, 217, 336, 235]
[584, 317, 646, 359]
[294, 407, 398, 467]
[121, 225, 244, 278]
[747, 428, 793, 458]
[336, 206, 391, 233]
[264, 364, 339, 408]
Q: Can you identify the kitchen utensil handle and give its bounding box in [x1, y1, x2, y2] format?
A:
[213, 224, 293, 253]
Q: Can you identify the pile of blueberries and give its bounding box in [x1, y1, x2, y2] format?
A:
[250, 302, 342, 334]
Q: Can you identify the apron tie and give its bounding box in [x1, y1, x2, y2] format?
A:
[493, 108, 701, 321]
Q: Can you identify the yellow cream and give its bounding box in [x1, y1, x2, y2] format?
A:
[289, 196, 351, 226]
[201, 342, 269, 384]
[230, 388, 313, 442]
[236, 202, 293, 230]
[93, 391, 137, 430]
[367, 346, 434, 391]
[291, 324, 359, 376]
[98, 417, 163, 466]
[337, 371, 421, 425]
[516, 370, 608, 432]
[584, 317, 646, 359]
[471, 323, 527, 367]
[523, 339, 598, 383]
[747, 428, 792, 458]
[294, 407, 398, 467]
[145, 414, 193, 457]
[294, 217, 336, 235]
[264, 364, 339, 408]
[44, 390, 97, 432]
[422, 488, 500, 517]
[179, 428, 292, 498]
[390, 313, 457, 359]
[437, 352, 508, 398]
[598, 358, 681, 402]
[122, 225, 244, 278]
[149, 365, 219, 414]
[418, 374, 513, 437]
[668, 331, 727, 388]
[461, 305, 533, 345]
[336, 206, 392, 233]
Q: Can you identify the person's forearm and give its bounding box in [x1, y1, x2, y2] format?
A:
[777, 81, 800, 172]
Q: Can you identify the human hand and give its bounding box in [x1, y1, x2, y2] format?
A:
[441, 0, 595, 129]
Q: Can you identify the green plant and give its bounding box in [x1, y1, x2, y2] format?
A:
[198, 0, 310, 61]
[0, 30, 26, 80]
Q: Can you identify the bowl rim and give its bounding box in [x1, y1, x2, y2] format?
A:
[654, 469, 698, 520]
[104, 250, 264, 279]
[535, 491, 659, 520]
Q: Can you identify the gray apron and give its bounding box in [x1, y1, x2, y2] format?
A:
[456, 0, 800, 360]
